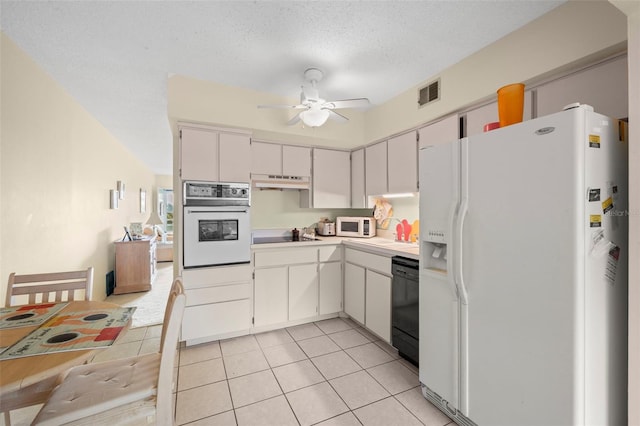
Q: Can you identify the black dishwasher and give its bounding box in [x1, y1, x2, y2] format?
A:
[391, 256, 419, 366]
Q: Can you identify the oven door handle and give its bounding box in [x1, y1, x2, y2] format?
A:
[186, 208, 249, 214]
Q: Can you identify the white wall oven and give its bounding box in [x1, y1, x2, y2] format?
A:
[183, 181, 250, 268]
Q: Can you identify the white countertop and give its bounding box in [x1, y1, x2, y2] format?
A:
[251, 236, 419, 261]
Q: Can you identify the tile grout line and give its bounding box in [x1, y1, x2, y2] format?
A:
[175, 317, 427, 425]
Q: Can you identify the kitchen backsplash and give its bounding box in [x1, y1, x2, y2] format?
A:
[250, 189, 371, 230]
[373, 196, 419, 240]
[251, 189, 419, 239]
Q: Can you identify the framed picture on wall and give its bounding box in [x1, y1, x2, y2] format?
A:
[140, 189, 146, 213]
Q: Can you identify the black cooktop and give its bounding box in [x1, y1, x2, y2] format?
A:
[252, 236, 319, 244]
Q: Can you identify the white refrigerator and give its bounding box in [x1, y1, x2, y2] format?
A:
[418, 105, 628, 426]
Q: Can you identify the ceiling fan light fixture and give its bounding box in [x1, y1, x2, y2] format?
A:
[300, 109, 330, 127]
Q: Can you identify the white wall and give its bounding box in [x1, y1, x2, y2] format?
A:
[364, 0, 628, 144]
[0, 33, 157, 301]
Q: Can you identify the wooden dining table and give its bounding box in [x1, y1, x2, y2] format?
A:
[0, 300, 131, 412]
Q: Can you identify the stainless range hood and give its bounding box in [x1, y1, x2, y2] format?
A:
[251, 174, 310, 190]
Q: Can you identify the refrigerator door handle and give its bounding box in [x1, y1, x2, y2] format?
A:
[447, 200, 460, 301]
[454, 198, 469, 305]
[455, 138, 470, 306]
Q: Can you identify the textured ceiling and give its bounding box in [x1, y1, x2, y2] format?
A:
[1, 1, 563, 175]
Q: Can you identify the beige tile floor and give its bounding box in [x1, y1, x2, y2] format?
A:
[4, 318, 455, 426]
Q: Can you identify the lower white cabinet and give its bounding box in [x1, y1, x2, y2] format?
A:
[364, 269, 392, 342]
[253, 245, 343, 329]
[319, 262, 342, 315]
[254, 267, 288, 327]
[344, 263, 365, 324]
[344, 247, 392, 342]
[181, 264, 253, 344]
[289, 264, 319, 321]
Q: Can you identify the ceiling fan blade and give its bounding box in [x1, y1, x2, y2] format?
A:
[327, 109, 349, 123]
[323, 98, 370, 109]
[287, 112, 302, 125]
[257, 104, 306, 109]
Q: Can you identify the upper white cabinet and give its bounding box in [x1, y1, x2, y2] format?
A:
[283, 145, 312, 177]
[365, 131, 417, 196]
[220, 133, 251, 182]
[387, 132, 418, 193]
[180, 127, 219, 182]
[304, 148, 350, 208]
[250, 141, 311, 177]
[250, 142, 281, 175]
[417, 115, 459, 149]
[351, 148, 366, 208]
[536, 55, 628, 120]
[180, 125, 251, 182]
[365, 141, 387, 196]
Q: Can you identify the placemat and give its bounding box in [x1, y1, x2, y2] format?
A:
[0, 303, 68, 329]
[0, 306, 136, 360]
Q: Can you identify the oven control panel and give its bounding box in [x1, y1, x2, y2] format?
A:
[184, 181, 250, 206]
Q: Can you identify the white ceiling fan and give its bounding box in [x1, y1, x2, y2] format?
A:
[258, 68, 370, 127]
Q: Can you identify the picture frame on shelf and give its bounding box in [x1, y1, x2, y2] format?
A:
[130, 222, 143, 237]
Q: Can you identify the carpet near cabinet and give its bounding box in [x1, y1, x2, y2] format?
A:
[105, 262, 174, 328]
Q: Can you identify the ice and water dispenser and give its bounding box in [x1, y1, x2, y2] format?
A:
[422, 228, 448, 272]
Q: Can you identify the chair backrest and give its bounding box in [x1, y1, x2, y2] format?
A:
[157, 277, 186, 424]
[5, 267, 94, 307]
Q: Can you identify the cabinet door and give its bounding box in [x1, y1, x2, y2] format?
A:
[387, 132, 418, 193]
[251, 141, 282, 175]
[351, 148, 366, 208]
[365, 141, 388, 196]
[319, 262, 342, 315]
[312, 149, 351, 208]
[288, 264, 318, 321]
[283, 145, 311, 177]
[365, 270, 392, 343]
[219, 133, 251, 182]
[182, 299, 252, 342]
[536, 55, 628, 119]
[417, 115, 459, 149]
[180, 127, 219, 181]
[254, 267, 288, 327]
[344, 263, 365, 324]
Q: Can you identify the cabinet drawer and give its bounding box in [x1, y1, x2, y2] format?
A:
[185, 282, 251, 307]
[254, 247, 317, 267]
[181, 299, 252, 341]
[345, 248, 391, 275]
[183, 264, 252, 289]
[319, 245, 342, 262]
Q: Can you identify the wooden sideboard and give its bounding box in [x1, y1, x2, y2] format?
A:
[114, 237, 157, 294]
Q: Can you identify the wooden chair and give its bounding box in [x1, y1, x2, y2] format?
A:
[31, 277, 186, 426]
[1, 267, 94, 425]
[5, 267, 94, 306]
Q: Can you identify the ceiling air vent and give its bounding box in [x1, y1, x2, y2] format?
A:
[418, 79, 440, 107]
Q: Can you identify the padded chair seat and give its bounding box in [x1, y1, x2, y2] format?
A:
[33, 353, 160, 426]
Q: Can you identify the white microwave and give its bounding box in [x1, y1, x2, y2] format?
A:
[336, 217, 376, 238]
